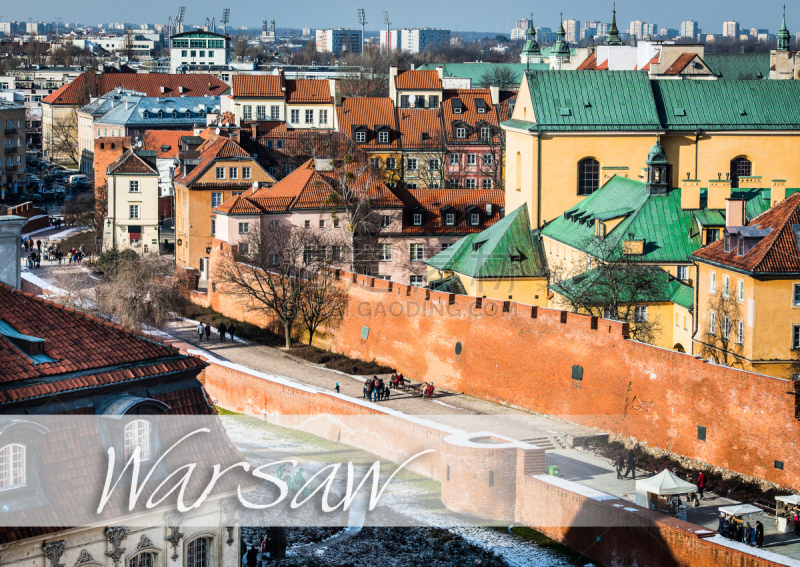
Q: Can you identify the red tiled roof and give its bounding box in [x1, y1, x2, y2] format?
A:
[106, 149, 158, 175]
[232, 74, 284, 97]
[336, 97, 400, 149]
[577, 52, 598, 70]
[595, 59, 609, 70]
[0, 284, 200, 385]
[441, 89, 500, 144]
[664, 53, 697, 75]
[393, 188, 505, 234]
[142, 130, 193, 158]
[216, 194, 266, 215]
[285, 79, 333, 104]
[175, 136, 253, 186]
[42, 73, 228, 105]
[395, 69, 442, 90]
[693, 193, 800, 274]
[497, 92, 517, 123]
[642, 53, 660, 71]
[396, 108, 443, 148]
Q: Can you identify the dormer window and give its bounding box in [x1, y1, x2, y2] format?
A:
[413, 213, 422, 226]
[456, 127, 466, 139]
[737, 238, 744, 256]
[158, 111, 163, 118]
[471, 213, 480, 225]
[453, 107, 462, 114]
[378, 131, 389, 143]
[0, 321, 55, 363]
[445, 213, 455, 226]
[480, 127, 491, 141]
[421, 132, 430, 141]
[477, 107, 486, 114]
[724, 234, 731, 253]
[451, 98, 464, 114]
[142, 110, 149, 118]
[0, 443, 26, 490]
[124, 419, 151, 461]
[172, 111, 177, 118]
[186, 111, 191, 118]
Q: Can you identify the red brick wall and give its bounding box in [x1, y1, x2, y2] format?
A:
[93, 137, 131, 221]
[5, 202, 51, 233]
[202, 244, 800, 488]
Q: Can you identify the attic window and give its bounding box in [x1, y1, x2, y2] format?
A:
[142, 110, 149, 118]
[453, 107, 462, 114]
[200, 110, 205, 117]
[674, 107, 686, 116]
[0, 321, 56, 364]
[472, 240, 485, 251]
[477, 107, 486, 114]
[186, 111, 191, 118]
[158, 111, 163, 118]
[413, 213, 423, 226]
[451, 98, 464, 114]
[421, 132, 430, 141]
[161, 145, 171, 152]
[559, 108, 571, 116]
[171, 111, 177, 118]
[474, 98, 488, 114]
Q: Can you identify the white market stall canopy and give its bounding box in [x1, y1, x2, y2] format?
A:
[719, 504, 762, 516]
[776, 495, 800, 505]
[635, 469, 697, 508]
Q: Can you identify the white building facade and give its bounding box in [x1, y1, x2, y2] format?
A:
[169, 30, 230, 73]
[315, 29, 362, 54]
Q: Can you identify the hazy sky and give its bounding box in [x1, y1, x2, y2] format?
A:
[4, 0, 794, 34]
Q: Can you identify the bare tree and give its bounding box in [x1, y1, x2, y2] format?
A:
[213, 224, 336, 348]
[550, 237, 665, 345]
[94, 253, 188, 331]
[122, 28, 137, 61]
[299, 267, 347, 346]
[697, 292, 744, 368]
[479, 65, 518, 90]
[48, 110, 80, 164]
[234, 34, 250, 62]
[338, 71, 389, 98]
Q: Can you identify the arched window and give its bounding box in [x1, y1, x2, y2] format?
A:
[129, 552, 155, 567]
[124, 420, 150, 461]
[0, 443, 26, 490]
[578, 158, 600, 196]
[186, 111, 191, 118]
[730, 157, 751, 188]
[157, 111, 163, 118]
[515, 152, 522, 191]
[186, 537, 211, 567]
[172, 111, 177, 118]
[200, 110, 206, 117]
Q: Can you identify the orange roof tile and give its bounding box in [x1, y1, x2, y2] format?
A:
[441, 89, 500, 144]
[106, 149, 158, 175]
[693, 193, 800, 274]
[142, 130, 193, 158]
[664, 53, 697, 75]
[215, 194, 266, 215]
[336, 97, 400, 149]
[396, 108, 444, 148]
[285, 79, 333, 104]
[175, 136, 253, 186]
[642, 53, 660, 71]
[595, 59, 609, 70]
[43, 73, 228, 105]
[577, 52, 598, 70]
[395, 70, 442, 90]
[232, 74, 284, 97]
[393, 188, 505, 234]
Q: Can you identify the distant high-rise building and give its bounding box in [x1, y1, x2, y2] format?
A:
[316, 28, 363, 54]
[511, 20, 530, 41]
[516, 19, 530, 30]
[750, 27, 769, 37]
[397, 28, 450, 53]
[596, 22, 609, 38]
[26, 22, 51, 34]
[722, 21, 740, 38]
[0, 22, 24, 35]
[680, 20, 699, 39]
[629, 20, 646, 38]
[564, 19, 580, 43]
[659, 28, 679, 38]
[536, 27, 554, 43]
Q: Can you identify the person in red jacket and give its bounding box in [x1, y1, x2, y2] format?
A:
[697, 471, 706, 501]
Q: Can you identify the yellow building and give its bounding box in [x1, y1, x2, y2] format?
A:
[693, 192, 800, 378]
[425, 204, 549, 306]
[502, 70, 800, 229]
[174, 134, 275, 280]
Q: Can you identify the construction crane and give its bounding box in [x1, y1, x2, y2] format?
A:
[382, 10, 391, 55]
[204, 17, 216, 32]
[167, 6, 185, 38]
[357, 8, 366, 54]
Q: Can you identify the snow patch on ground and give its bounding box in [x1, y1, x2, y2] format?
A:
[47, 225, 89, 241]
[450, 526, 573, 567]
[432, 399, 460, 410]
[21, 224, 53, 237]
[21, 271, 67, 295]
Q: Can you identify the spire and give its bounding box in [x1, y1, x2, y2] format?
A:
[551, 12, 571, 57]
[777, 5, 791, 51]
[521, 12, 542, 65]
[603, 2, 624, 46]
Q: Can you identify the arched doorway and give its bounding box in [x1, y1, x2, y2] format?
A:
[673, 343, 686, 353]
[730, 157, 752, 188]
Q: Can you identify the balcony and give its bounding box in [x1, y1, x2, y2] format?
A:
[4, 146, 17, 154]
[4, 128, 16, 136]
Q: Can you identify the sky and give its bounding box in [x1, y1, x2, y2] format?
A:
[3, 0, 794, 34]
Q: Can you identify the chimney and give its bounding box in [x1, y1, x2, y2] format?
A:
[0, 215, 28, 289]
[315, 158, 334, 172]
[772, 179, 787, 207]
[725, 198, 746, 228]
[436, 65, 444, 81]
[179, 85, 184, 94]
[707, 176, 732, 210]
[389, 65, 398, 104]
[328, 78, 336, 99]
[738, 176, 762, 190]
[485, 203, 493, 217]
[680, 178, 701, 210]
[411, 62, 415, 71]
[160, 85, 165, 94]
[489, 85, 500, 106]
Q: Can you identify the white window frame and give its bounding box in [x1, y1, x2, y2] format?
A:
[445, 213, 455, 226]
[379, 243, 392, 261]
[737, 320, 744, 344]
[242, 105, 252, 120]
[723, 274, 730, 297]
[449, 153, 460, 166]
[378, 130, 389, 143]
[709, 310, 716, 335]
[229, 167, 238, 180]
[456, 127, 466, 139]
[129, 180, 139, 193]
[482, 179, 493, 189]
[482, 153, 493, 166]
[129, 205, 140, 219]
[465, 179, 477, 189]
[355, 131, 366, 143]
[256, 105, 267, 120]
[124, 419, 150, 461]
[413, 213, 422, 226]
[211, 193, 223, 208]
[320, 109, 328, 124]
[407, 157, 418, 171]
[270, 105, 280, 120]
[480, 127, 491, 141]
[737, 279, 745, 302]
[470, 213, 480, 225]
[185, 536, 212, 567]
[238, 222, 249, 234]
[634, 305, 648, 323]
[794, 283, 800, 307]
[410, 243, 424, 261]
[677, 265, 689, 281]
[243, 167, 251, 180]
[0, 443, 26, 490]
[290, 109, 300, 124]
[215, 167, 225, 180]
[467, 153, 477, 166]
[710, 271, 717, 294]
[410, 275, 424, 286]
[723, 315, 730, 339]
[305, 109, 314, 124]
[429, 159, 440, 171]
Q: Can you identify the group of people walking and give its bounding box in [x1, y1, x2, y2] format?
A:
[719, 515, 764, 548]
[21, 236, 86, 267]
[197, 321, 236, 342]
[363, 375, 390, 402]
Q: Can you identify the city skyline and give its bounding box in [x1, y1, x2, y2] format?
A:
[1, 0, 794, 35]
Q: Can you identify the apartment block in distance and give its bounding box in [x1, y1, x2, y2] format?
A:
[0, 99, 27, 195]
[315, 28, 362, 54]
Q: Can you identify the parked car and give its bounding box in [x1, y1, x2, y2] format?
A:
[68, 174, 89, 185]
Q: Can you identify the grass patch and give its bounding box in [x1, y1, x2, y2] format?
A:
[215, 406, 242, 416]
[491, 526, 597, 564]
[182, 305, 394, 375]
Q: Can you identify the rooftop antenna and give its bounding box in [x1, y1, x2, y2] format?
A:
[382, 10, 391, 56]
[221, 8, 230, 36]
[357, 8, 366, 54]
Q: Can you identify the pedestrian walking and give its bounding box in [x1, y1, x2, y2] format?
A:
[743, 523, 752, 545]
[197, 321, 205, 341]
[204, 323, 211, 341]
[615, 454, 625, 480]
[755, 520, 764, 548]
[384, 386, 390, 401]
[36, 240, 41, 253]
[228, 324, 236, 342]
[35, 252, 40, 268]
[794, 513, 800, 536]
[334, 382, 339, 393]
[363, 378, 370, 399]
[697, 471, 706, 500]
[366, 377, 375, 401]
[218, 322, 227, 342]
[623, 449, 637, 480]
[79, 244, 85, 259]
[372, 376, 381, 402]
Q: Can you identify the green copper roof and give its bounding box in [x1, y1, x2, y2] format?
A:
[652, 79, 800, 130]
[552, 266, 693, 309]
[501, 118, 537, 131]
[416, 63, 547, 88]
[426, 275, 467, 295]
[646, 142, 668, 164]
[541, 175, 771, 263]
[604, 8, 624, 46]
[703, 54, 769, 80]
[551, 17, 571, 57]
[425, 205, 547, 279]
[525, 71, 661, 132]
